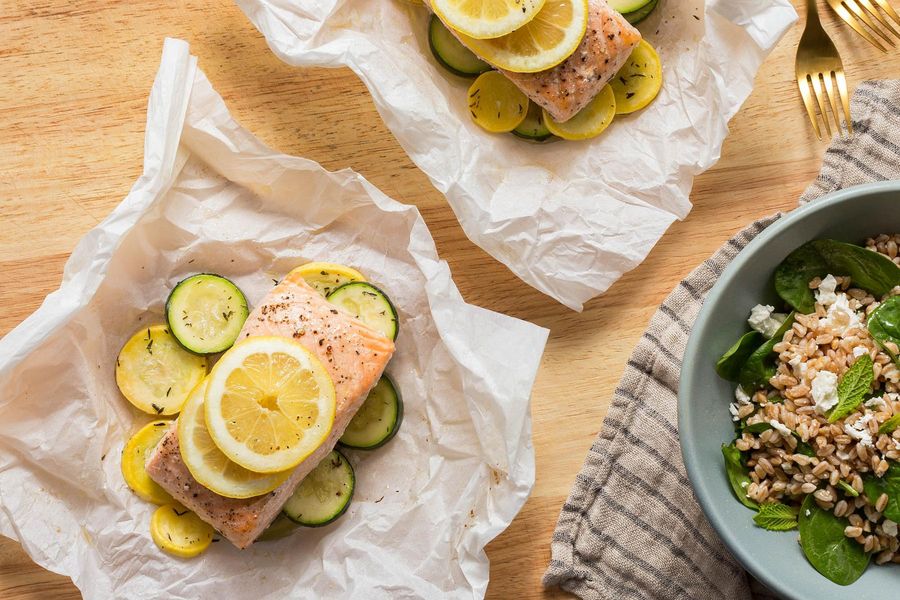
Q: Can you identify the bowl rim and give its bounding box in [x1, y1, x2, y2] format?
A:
[679, 180, 900, 598]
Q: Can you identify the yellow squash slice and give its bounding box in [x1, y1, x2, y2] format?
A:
[288, 262, 366, 297]
[204, 337, 336, 474]
[543, 84, 617, 140]
[116, 325, 207, 416]
[179, 379, 291, 498]
[150, 504, 215, 558]
[121, 420, 175, 505]
[457, 0, 589, 73]
[610, 40, 662, 114]
[467, 71, 529, 133]
[431, 0, 546, 40]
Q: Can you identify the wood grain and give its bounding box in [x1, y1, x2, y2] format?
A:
[1, 0, 898, 597]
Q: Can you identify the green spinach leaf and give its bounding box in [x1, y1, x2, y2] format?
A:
[722, 443, 758, 510]
[775, 239, 900, 313]
[862, 462, 900, 522]
[828, 355, 875, 423]
[794, 436, 816, 457]
[743, 422, 773, 434]
[738, 313, 796, 390]
[753, 502, 798, 531]
[868, 296, 900, 367]
[798, 494, 870, 585]
[716, 331, 764, 382]
[879, 413, 900, 435]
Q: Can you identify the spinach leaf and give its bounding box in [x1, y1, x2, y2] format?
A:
[738, 313, 796, 390]
[753, 502, 798, 531]
[716, 331, 764, 382]
[828, 355, 875, 423]
[722, 443, 758, 510]
[862, 462, 900, 522]
[868, 295, 900, 367]
[836, 480, 859, 498]
[879, 414, 900, 435]
[794, 436, 817, 457]
[775, 239, 900, 313]
[743, 422, 773, 434]
[798, 494, 870, 586]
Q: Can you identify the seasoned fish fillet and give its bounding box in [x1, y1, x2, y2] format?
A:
[439, 0, 641, 122]
[146, 272, 395, 548]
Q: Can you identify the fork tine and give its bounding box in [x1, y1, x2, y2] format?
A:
[834, 1, 889, 50]
[872, 0, 900, 28]
[822, 73, 844, 136]
[844, 0, 896, 46]
[798, 76, 823, 140]
[835, 70, 853, 135]
[858, 0, 900, 38]
[810, 74, 833, 138]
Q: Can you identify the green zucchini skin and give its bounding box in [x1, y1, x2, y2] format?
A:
[428, 15, 491, 77]
[622, 0, 659, 24]
[512, 102, 554, 142]
[283, 450, 355, 527]
[326, 281, 399, 341]
[165, 273, 249, 355]
[607, 0, 655, 14]
[339, 374, 404, 450]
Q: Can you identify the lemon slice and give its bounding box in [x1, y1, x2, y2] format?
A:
[610, 40, 662, 114]
[431, 0, 546, 40]
[204, 337, 336, 473]
[467, 71, 529, 133]
[543, 84, 616, 140]
[116, 325, 207, 416]
[122, 420, 175, 505]
[179, 379, 291, 498]
[457, 0, 588, 73]
[150, 504, 215, 558]
[287, 262, 366, 297]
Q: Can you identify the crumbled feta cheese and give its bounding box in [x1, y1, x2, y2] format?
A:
[812, 371, 840, 413]
[769, 420, 792, 436]
[805, 509, 811, 517]
[735, 386, 752, 405]
[741, 481, 749, 489]
[818, 293, 862, 335]
[865, 395, 887, 410]
[748, 304, 787, 338]
[883, 520, 898, 537]
[844, 414, 875, 447]
[816, 274, 839, 306]
[853, 346, 870, 358]
[837, 449, 852, 461]
[789, 355, 809, 378]
[729, 403, 740, 422]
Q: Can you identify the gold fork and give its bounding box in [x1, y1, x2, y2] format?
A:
[796, 0, 853, 140]
[826, 0, 900, 51]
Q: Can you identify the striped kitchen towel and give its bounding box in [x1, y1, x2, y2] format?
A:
[542, 79, 900, 600]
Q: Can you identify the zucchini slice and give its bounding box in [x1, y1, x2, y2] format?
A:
[283, 450, 355, 527]
[165, 274, 249, 354]
[258, 513, 300, 541]
[607, 0, 655, 14]
[116, 325, 208, 415]
[428, 15, 490, 77]
[623, 0, 658, 24]
[326, 282, 399, 340]
[512, 102, 553, 142]
[340, 375, 403, 450]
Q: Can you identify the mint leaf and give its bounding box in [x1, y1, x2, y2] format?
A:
[828, 355, 874, 423]
[879, 413, 900, 435]
[753, 502, 798, 531]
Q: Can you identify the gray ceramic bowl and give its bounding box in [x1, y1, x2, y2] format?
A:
[680, 181, 900, 599]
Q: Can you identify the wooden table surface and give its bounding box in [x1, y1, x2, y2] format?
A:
[1, 0, 898, 598]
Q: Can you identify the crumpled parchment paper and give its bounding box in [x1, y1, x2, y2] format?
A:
[0, 38, 548, 600]
[235, 0, 797, 310]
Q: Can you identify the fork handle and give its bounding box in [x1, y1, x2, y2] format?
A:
[806, 0, 821, 24]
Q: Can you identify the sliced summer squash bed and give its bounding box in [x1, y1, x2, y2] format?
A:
[716, 234, 900, 585]
[116, 263, 404, 557]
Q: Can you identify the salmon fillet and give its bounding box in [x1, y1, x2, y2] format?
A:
[437, 0, 641, 122]
[146, 272, 395, 548]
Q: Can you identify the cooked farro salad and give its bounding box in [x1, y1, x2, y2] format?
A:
[716, 234, 900, 586]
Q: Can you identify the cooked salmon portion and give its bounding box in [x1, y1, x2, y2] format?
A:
[146, 272, 395, 548]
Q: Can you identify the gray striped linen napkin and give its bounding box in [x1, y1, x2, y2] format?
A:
[542, 79, 900, 600]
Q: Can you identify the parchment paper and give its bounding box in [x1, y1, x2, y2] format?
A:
[236, 0, 797, 310]
[0, 38, 548, 600]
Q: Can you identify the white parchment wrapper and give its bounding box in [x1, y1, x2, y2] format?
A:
[0, 38, 548, 600]
[236, 0, 797, 310]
